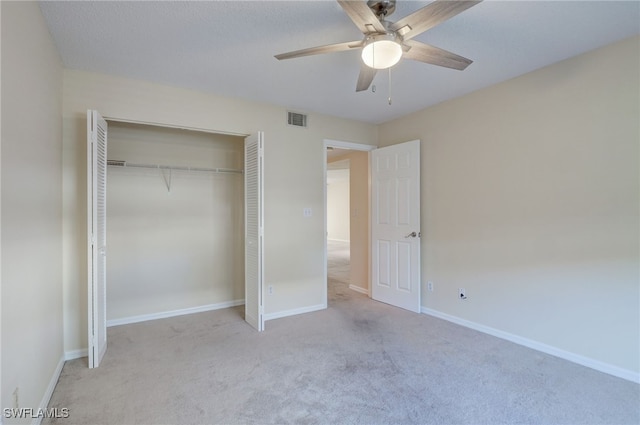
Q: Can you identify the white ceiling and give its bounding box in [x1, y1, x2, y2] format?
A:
[39, 1, 639, 124]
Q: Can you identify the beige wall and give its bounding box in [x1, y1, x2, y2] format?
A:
[378, 35, 640, 376]
[329, 151, 370, 292]
[1, 0, 64, 419]
[62, 70, 378, 352]
[106, 123, 244, 322]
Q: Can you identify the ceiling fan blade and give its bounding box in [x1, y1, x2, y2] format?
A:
[338, 0, 386, 34]
[275, 40, 363, 60]
[356, 62, 377, 92]
[390, 0, 482, 40]
[403, 40, 472, 70]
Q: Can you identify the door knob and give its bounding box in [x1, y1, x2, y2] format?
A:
[404, 231, 417, 238]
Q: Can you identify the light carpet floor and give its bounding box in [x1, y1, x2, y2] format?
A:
[45, 245, 639, 424]
[327, 240, 350, 285]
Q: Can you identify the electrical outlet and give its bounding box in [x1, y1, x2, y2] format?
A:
[458, 288, 467, 300]
[268, 285, 273, 295]
[427, 281, 434, 292]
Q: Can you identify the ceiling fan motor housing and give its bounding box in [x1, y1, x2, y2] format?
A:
[367, 0, 397, 19]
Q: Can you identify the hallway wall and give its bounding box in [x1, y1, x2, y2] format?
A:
[327, 166, 350, 242]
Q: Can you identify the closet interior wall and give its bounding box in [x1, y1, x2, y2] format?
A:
[106, 121, 245, 323]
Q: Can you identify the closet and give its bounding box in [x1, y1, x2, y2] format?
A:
[105, 121, 245, 322]
[88, 111, 264, 368]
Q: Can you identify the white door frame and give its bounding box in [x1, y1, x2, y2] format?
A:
[323, 139, 376, 305]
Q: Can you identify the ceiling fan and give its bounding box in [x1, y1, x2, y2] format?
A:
[275, 0, 482, 92]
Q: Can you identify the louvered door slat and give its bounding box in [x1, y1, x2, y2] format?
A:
[244, 132, 264, 331]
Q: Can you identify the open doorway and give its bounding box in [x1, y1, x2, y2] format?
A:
[327, 159, 351, 294]
[324, 140, 374, 306]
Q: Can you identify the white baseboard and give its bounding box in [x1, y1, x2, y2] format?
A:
[421, 307, 640, 384]
[327, 238, 350, 243]
[348, 284, 369, 296]
[32, 355, 65, 425]
[64, 349, 87, 360]
[107, 299, 245, 327]
[263, 303, 326, 322]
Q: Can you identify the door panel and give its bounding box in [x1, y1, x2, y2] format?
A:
[87, 109, 108, 368]
[371, 140, 421, 313]
[398, 177, 411, 225]
[377, 240, 391, 287]
[244, 132, 264, 331]
[377, 178, 391, 224]
[397, 242, 412, 291]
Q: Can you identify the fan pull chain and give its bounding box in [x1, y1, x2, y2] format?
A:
[388, 67, 392, 105]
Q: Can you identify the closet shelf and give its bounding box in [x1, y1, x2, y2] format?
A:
[107, 159, 243, 174]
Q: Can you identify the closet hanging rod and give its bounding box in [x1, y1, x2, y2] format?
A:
[106, 159, 243, 174]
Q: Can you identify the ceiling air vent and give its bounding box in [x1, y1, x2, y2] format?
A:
[287, 111, 308, 128]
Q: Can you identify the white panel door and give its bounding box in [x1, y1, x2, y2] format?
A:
[87, 110, 108, 367]
[244, 132, 264, 331]
[371, 140, 421, 313]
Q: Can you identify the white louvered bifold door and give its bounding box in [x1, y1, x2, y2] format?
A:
[87, 110, 108, 368]
[244, 132, 264, 331]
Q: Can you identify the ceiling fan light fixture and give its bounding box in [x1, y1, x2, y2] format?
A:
[361, 33, 402, 69]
